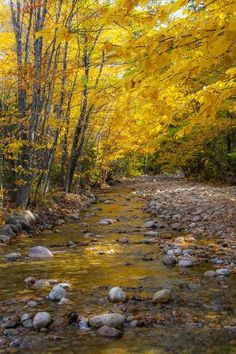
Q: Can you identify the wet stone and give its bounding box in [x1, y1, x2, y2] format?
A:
[97, 326, 122, 338]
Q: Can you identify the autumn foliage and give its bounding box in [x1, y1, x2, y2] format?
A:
[0, 0, 235, 206]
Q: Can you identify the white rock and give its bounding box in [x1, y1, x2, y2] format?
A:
[33, 279, 50, 289]
[28, 246, 53, 259]
[109, 287, 127, 302]
[216, 268, 231, 276]
[204, 270, 216, 277]
[4, 253, 21, 261]
[21, 314, 33, 328]
[33, 312, 51, 329]
[57, 282, 71, 289]
[58, 297, 73, 305]
[49, 285, 66, 301]
[178, 257, 195, 267]
[144, 220, 156, 228]
[89, 313, 124, 329]
[27, 301, 38, 308]
[98, 219, 115, 226]
[153, 289, 171, 304]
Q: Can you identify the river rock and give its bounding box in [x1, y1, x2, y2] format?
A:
[204, 270, 216, 277]
[109, 287, 127, 302]
[216, 268, 231, 276]
[28, 246, 53, 259]
[21, 314, 33, 329]
[89, 313, 124, 329]
[153, 289, 171, 304]
[49, 284, 66, 301]
[0, 225, 15, 237]
[4, 253, 21, 261]
[99, 219, 115, 225]
[0, 235, 10, 243]
[3, 316, 21, 329]
[33, 312, 51, 329]
[97, 325, 122, 338]
[58, 297, 73, 305]
[178, 257, 195, 267]
[162, 255, 178, 265]
[119, 237, 129, 244]
[24, 276, 36, 285]
[144, 231, 159, 237]
[33, 279, 50, 289]
[144, 220, 156, 228]
[27, 301, 38, 308]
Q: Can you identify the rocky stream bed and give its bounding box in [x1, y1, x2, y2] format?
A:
[0, 176, 235, 354]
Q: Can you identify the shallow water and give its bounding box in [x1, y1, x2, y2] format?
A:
[0, 185, 235, 353]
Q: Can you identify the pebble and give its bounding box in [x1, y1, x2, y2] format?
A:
[97, 325, 122, 338]
[216, 268, 231, 276]
[21, 314, 33, 328]
[28, 246, 53, 259]
[89, 313, 124, 329]
[27, 301, 38, 308]
[4, 253, 21, 261]
[109, 287, 127, 302]
[49, 285, 66, 301]
[204, 270, 216, 277]
[162, 255, 178, 265]
[178, 257, 195, 267]
[152, 289, 171, 304]
[33, 312, 51, 329]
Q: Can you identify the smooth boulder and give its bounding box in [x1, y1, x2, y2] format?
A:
[33, 312, 51, 329]
[109, 287, 127, 302]
[28, 246, 53, 259]
[162, 255, 177, 266]
[216, 268, 231, 276]
[178, 257, 195, 267]
[49, 284, 66, 301]
[89, 313, 124, 329]
[153, 289, 171, 304]
[97, 326, 123, 338]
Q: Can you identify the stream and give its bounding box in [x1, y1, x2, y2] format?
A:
[0, 183, 235, 353]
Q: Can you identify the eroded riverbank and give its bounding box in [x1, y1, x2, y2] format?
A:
[0, 177, 235, 353]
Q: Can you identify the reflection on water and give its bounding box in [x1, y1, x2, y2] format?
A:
[0, 186, 235, 353]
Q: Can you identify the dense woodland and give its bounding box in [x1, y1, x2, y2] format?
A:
[0, 0, 236, 207]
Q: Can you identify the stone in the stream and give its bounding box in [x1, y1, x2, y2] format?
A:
[144, 231, 159, 237]
[27, 301, 38, 308]
[21, 314, 33, 329]
[216, 268, 231, 276]
[152, 289, 171, 304]
[178, 257, 195, 267]
[162, 255, 178, 266]
[33, 312, 51, 329]
[109, 287, 127, 302]
[97, 326, 123, 338]
[89, 313, 124, 329]
[58, 297, 73, 306]
[119, 237, 129, 244]
[144, 220, 156, 228]
[49, 284, 66, 301]
[3, 316, 21, 329]
[24, 276, 36, 285]
[4, 253, 21, 261]
[0, 225, 15, 237]
[204, 270, 216, 277]
[33, 279, 50, 289]
[28, 246, 53, 259]
[0, 235, 10, 243]
[99, 219, 115, 225]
